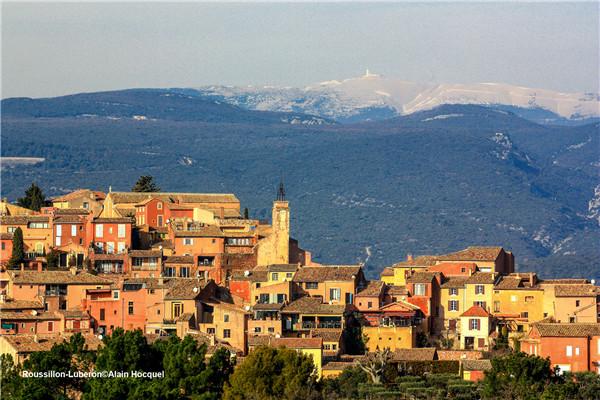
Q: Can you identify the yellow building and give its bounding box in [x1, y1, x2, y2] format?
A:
[292, 265, 365, 304]
[440, 276, 469, 335]
[493, 273, 545, 334]
[459, 305, 492, 351]
[538, 279, 599, 323]
[198, 300, 250, 353]
[464, 272, 497, 314]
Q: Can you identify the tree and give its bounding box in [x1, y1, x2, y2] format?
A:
[223, 346, 319, 400]
[8, 227, 25, 268]
[480, 352, 554, 400]
[355, 348, 392, 385]
[17, 183, 46, 211]
[541, 372, 600, 400]
[321, 366, 368, 399]
[46, 249, 60, 269]
[131, 176, 160, 192]
[243, 208, 249, 219]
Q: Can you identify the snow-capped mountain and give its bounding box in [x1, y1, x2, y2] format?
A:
[191, 71, 600, 123]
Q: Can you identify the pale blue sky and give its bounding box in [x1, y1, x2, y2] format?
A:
[2, 2, 598, 98]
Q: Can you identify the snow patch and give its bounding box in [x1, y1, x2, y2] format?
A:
[421, 113, 464, 122]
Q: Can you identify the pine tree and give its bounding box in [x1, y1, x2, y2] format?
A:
[16, 183, 46, 211]
[131, 175, 161, 192]
[8, 227, 24, 268]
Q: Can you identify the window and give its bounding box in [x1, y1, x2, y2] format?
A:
[268, 327, 275, 333]
[1, 243, 4, 250]
[569, 316, 576, 323]
[133, 258, 143, 267]
[330, 288, 341, 301]
[173, 303, 183, 318]
[254, 327, 261, 333]
[575, 347, 580, 356]
[113, 291, 119, 299]
[259, 294, 269, 303]
[118, 224, 126, 238]
[157, 202, 163, 210]
[469, 319, 480, 330]
[48, 321, 54, 332]
[157, 215, 163, 226]
[575, 300, 580, 307]
[100, 308, 105, 321]
[414, 284, 426, 296]
[117, 242, 126, 254]
[56, 224, 62, 237]
[224, 314, 230, 323]
[510, 295, 517, 302]
[95, 224, 103, 238]
[474, 301, 487, 309]
[525, 296, 534, 303]
[521, 312, 529, 319]
[450, 288, 459, 296]
[207, 328, 215, 334]
[271, 272, 279, 281]
[368, 301, 373, 309]
[55, 236, 62, 246]
[108, 227, 113, 234]
[277, 293, 286, 303]
[475, 285, 485, 295]
[286, 272, 293, 279]
[494, 301, 500, 313]
[179, 267, 190, 278]
[164, 267, 176, 277]
[184, 238, 193, 245]
[29, 222, 49, 229]
[71, 225, 77, 236]
[106, 242, 115, 254]
[128, 301, 134, 315]
[223, 329, 231, 338]
[83, 202, 89, 209]
[448, 300, 459, 311]
[566, 345, 573, 357]
[324, 344, 331, 350]
[306, 282, 318, 289]
[7, 227, 16, 233]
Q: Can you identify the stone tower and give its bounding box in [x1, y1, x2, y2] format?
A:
[272, 181, 290, 264]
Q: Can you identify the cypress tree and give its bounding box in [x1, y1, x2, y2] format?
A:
[8, 227, 25, 268]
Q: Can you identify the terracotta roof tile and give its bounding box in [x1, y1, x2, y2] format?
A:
[164, 279, 208, 300]
[10, 271, 113, 285]
[93, 217, 134, 223]
[554, 285, 599, 297]
[460, 305, 491, 318]
[1, 215, 50, 225]
[1, 333, 102, 353]
[437, 350, 483, 360]
[267, 264, 299, 273]
[269, 337, 323, 349]
[173, 225, 224, 238]
[310, 328, 343, 342]
[109, 192, 239, 204]
[465, 272, 497, 285]
[282, 296, 347, 315]
[391, 348, 437, 361]
[164, 255, 194, 264]
[129, 250, 162, 258]
[52, 189, 105, 202]
[357, 281, 385, 297]
[406, 271, 439, 284]
[380, 267, 394, 277]
[293, 265, 361, 283]
[438, 246, 504, 261]
[0, 299, 44, 310]
[533, 323, 600, 337]
[441, 277, 468, 289]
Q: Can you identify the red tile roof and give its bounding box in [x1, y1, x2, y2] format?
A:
[461, 305, 491, 318]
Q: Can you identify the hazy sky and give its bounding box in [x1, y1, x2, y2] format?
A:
[2, 2, 599, 98]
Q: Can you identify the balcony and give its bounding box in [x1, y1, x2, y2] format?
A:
[300, 321, 342, 330]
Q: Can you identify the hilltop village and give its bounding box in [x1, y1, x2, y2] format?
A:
[0, 183, 599, 382]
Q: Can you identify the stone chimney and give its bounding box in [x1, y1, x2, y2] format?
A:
[219, 207, 225, 219]
[69, 266, 77, 276]
[407, 253, 414, 262]
[529, 272, 535, 287]
[33, 334, 39, 343]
